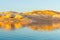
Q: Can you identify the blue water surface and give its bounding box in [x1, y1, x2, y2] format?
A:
[0, 27, 60, 40]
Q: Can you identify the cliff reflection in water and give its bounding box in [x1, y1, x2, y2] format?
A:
[0, 20, 60, 31]
[27, 22, 60, 31]
[0, 18, 31, 30]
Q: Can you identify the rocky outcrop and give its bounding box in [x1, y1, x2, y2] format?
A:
[0, 10, 60, 30]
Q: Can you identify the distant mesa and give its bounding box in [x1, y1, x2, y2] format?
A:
[0, 10, 60, 31]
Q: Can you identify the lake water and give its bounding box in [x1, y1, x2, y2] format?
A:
[0, 25, 60, 40]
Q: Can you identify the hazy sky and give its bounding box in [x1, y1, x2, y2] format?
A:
[0, 0, 60, 12]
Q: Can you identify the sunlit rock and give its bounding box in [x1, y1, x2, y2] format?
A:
[0, 10, 60, 31]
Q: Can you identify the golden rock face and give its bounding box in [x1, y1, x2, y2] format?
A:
[24, 10, 57, 16]
[0, 10, 60, 31]
[0, 11, 32, 30]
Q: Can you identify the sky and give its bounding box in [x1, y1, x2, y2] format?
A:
[0, 0, 60, 12]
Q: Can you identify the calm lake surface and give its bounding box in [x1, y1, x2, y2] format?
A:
[0, 23, 60, 40]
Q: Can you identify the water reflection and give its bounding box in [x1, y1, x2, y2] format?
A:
[0, 19, 60, 31]
[27, 23, 60, 31]
[0, 18, 31, 30]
